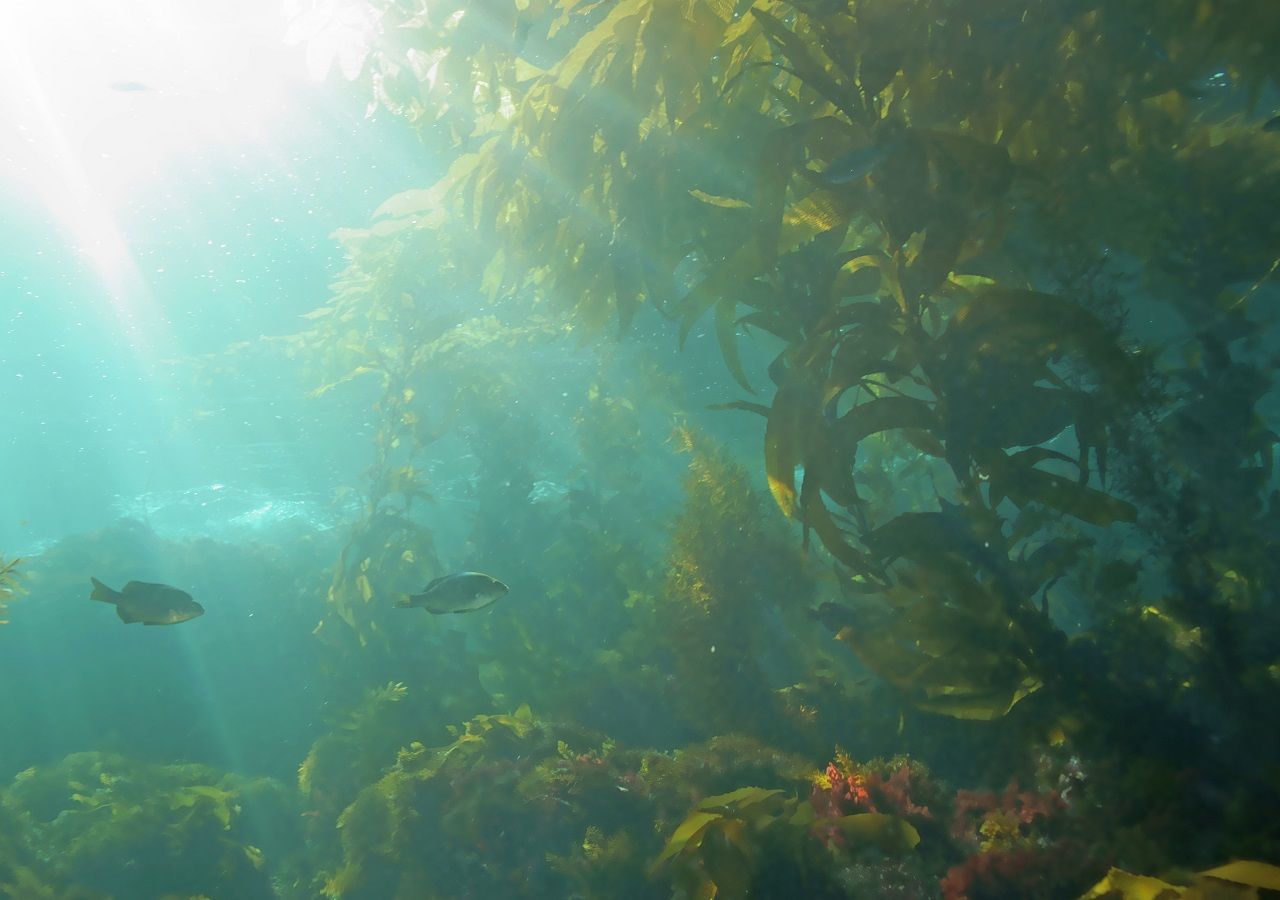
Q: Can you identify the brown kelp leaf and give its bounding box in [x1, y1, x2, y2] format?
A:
[708, 400, 771, 417]
[799, 467, 876, 575]
[765, 373, 823, 517]
[837, 396, 937, 447]
[984, 451, 1137, 527]
[827, 323, 905, 391]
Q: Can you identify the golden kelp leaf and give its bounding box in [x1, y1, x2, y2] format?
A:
[689, 188, 751, 208]
[780, 190, 850, 253]
[750, 8, 851, 118]
[555, 0, 647, 90]
[697, 787, 784, 812]
[652, 811, 723, 868]
[765, 376, 820, 517]
[1079, 867, 1184, 899]
[826, 813, 920, 854]
[1197, 861, 1280, 891]
[915, 677, 1042, 721]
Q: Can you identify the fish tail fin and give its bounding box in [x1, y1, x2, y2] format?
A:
[393, 595, 414, 609]
[116, 605, 141, 624]
[90, 577, 116, 604]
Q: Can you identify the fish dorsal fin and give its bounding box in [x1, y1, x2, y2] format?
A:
[421, 574, 453, 592]
[121, 581, 167, 594]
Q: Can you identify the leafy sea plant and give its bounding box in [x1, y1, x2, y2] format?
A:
[0, 556, 23, 624]
[298, 681, 411, 822]
[1081, 861, 1280, 900]
[317, 707, 836, 898]
[1, 752, 299, 900]
[290, 0, 1280, 876]
[656, 427, 822, 745]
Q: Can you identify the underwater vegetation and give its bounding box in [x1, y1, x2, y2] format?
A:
[278, 0, 1280, 882]
[0, 557, 22, 625]
[0, 752, 302, 900]
[4, 0, 1280, 896]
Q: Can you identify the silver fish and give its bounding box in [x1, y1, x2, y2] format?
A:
[395, 572, 509, 615]
[90, 577, 204, 625]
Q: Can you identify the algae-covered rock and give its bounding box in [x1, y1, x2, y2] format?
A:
[1, 752, 302, 900]
[318, 707, 831, 899]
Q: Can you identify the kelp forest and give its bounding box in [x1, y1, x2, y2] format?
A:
[2, 0, 1280, 897]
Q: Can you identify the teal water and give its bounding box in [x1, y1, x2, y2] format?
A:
[2, 3, 1280, 899]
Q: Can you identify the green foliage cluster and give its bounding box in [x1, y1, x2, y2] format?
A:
[308, 704, 940, 900]
[0, 752, 301, 900]
[442, 376, 679, 733]
[286, 0, 1280, 872]
[297, 681, 413, 824]
[657, 426, 818, 742]
[290, 211, 570, 661]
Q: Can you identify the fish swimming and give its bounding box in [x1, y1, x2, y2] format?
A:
[395, 572, 509, 614]
[90, 577, 204, 625]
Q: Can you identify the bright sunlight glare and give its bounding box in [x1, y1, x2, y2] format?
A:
[0, 0, 367, 347]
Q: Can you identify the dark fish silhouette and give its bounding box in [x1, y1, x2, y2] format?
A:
[90, 577, 204, 625]
[394, 572, 509, 614]
[1264, 115, 1280, 133]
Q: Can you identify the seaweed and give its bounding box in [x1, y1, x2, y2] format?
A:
[1, 752, 301, 900]
[0, 556, 22, 624]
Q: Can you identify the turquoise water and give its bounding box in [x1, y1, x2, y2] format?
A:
[2, 2, 1280, 898]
